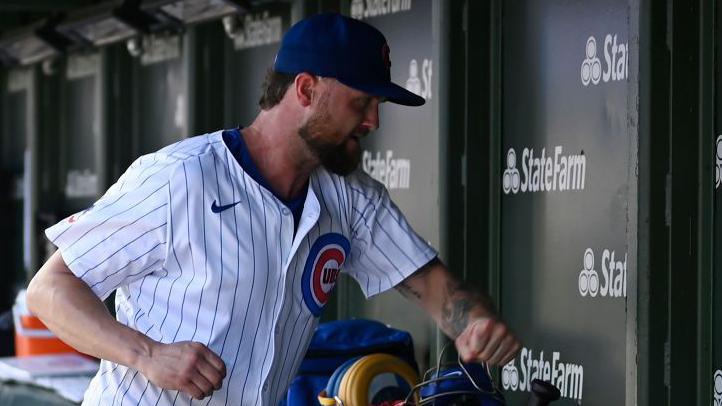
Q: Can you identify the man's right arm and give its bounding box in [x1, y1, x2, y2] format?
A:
[26, 251, 226, 400]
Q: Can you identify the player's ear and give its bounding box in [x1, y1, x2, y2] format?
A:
[294, 73, 317, 107]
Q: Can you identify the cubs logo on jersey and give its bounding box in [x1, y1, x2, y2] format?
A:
[302, 233, 351, 316]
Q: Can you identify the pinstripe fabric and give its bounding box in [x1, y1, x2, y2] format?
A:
[45, 130, 437, 405]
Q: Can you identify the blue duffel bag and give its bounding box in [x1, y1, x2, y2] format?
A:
[281, 319, 418, 405]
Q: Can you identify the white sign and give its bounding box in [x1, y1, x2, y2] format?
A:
[232, 11, 283, 50]
[405, 58, 432, 101]
[714, 369, 721, 406]
[7, 68, 31, 92]
[578, 248, 627, 298]
[502, 146, 586, 194]
[141, 35, 181, 65]
[173, 94, 186, 130]
[351, 0, 412, 20]
[362, 150, 410, 190]
[502, 347, 584, 402]
[12, 175, 24, 200]
[65, 169, 99, 198]
[67, 53, 100, 80]
[581, 34, 628, 86]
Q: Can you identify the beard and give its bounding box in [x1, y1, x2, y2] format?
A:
[298, 105, 362, 176]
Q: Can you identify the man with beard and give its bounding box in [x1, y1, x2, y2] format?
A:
[26, 13, 520, 405]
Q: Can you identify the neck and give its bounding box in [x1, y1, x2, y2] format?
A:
[241, 108, 318, 201]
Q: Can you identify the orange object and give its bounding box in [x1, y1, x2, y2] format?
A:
[19, 315, 49, 330]
[13, 294, 78, 357]
[15, 331, 78, 357]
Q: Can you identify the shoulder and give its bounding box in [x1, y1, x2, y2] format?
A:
[153, 131, 225, 163]
[345, 168, 387, 200]
[316, 167, 388, 205]
[107, 131, 225, 195]
[134, 132, 225, 174]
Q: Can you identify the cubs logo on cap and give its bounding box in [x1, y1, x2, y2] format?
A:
[302, 233, 351, 316]
[381, 43, 391, 69]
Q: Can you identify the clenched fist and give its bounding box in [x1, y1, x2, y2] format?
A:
[455, 318, 521, 366]
[138, 341, 227, 400]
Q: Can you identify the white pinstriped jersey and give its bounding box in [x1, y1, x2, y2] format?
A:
[45, 129, 437, 405]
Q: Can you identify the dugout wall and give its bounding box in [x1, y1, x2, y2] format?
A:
[57, 52, 106, 216]
[222, 2, 293, 129]
[482, 0, 717, 404]
[497, 0, 637, 404]
[0, 67, 34, 312]
[131, 34, 190, 155]
[698, 2, 722, 405]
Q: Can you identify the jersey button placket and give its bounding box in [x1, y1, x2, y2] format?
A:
[280, 205, 293, 268]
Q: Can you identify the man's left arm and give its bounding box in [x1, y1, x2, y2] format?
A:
[395, 258, 521, 366]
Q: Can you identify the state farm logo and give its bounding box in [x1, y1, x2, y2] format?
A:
[362, 150, 410, 190]
[501, 360, 520, 390]
[502, 146, 586, 194]
[351, 0, 412, 20]
[580, 37, 602, 86]
[502, 149, 521, 194]
[230, 11, 283, 50]
[502, 347, 583, 401]
[714, 369, 722, 406]
[405, 58, 433, 101]
[714, 135, 722, 189]
[581, 34, 629, 86]
[578, 248, 627, 298]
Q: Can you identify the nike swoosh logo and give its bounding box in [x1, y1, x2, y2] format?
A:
[211, 200, 241, 213]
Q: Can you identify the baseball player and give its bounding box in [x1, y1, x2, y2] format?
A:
[26, 13, 520, 405]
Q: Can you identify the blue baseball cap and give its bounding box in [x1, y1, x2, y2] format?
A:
[273, 13, 425, 107]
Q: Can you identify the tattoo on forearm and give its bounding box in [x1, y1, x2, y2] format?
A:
[396, 281, 422, 300]
[394, 259, 436, 301]
[441, 280, 495, 338]
[442, 288, 475, 337]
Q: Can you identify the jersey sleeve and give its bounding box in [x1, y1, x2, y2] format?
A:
[44, 155, 174, 300]
[343, 171, 438, 298]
